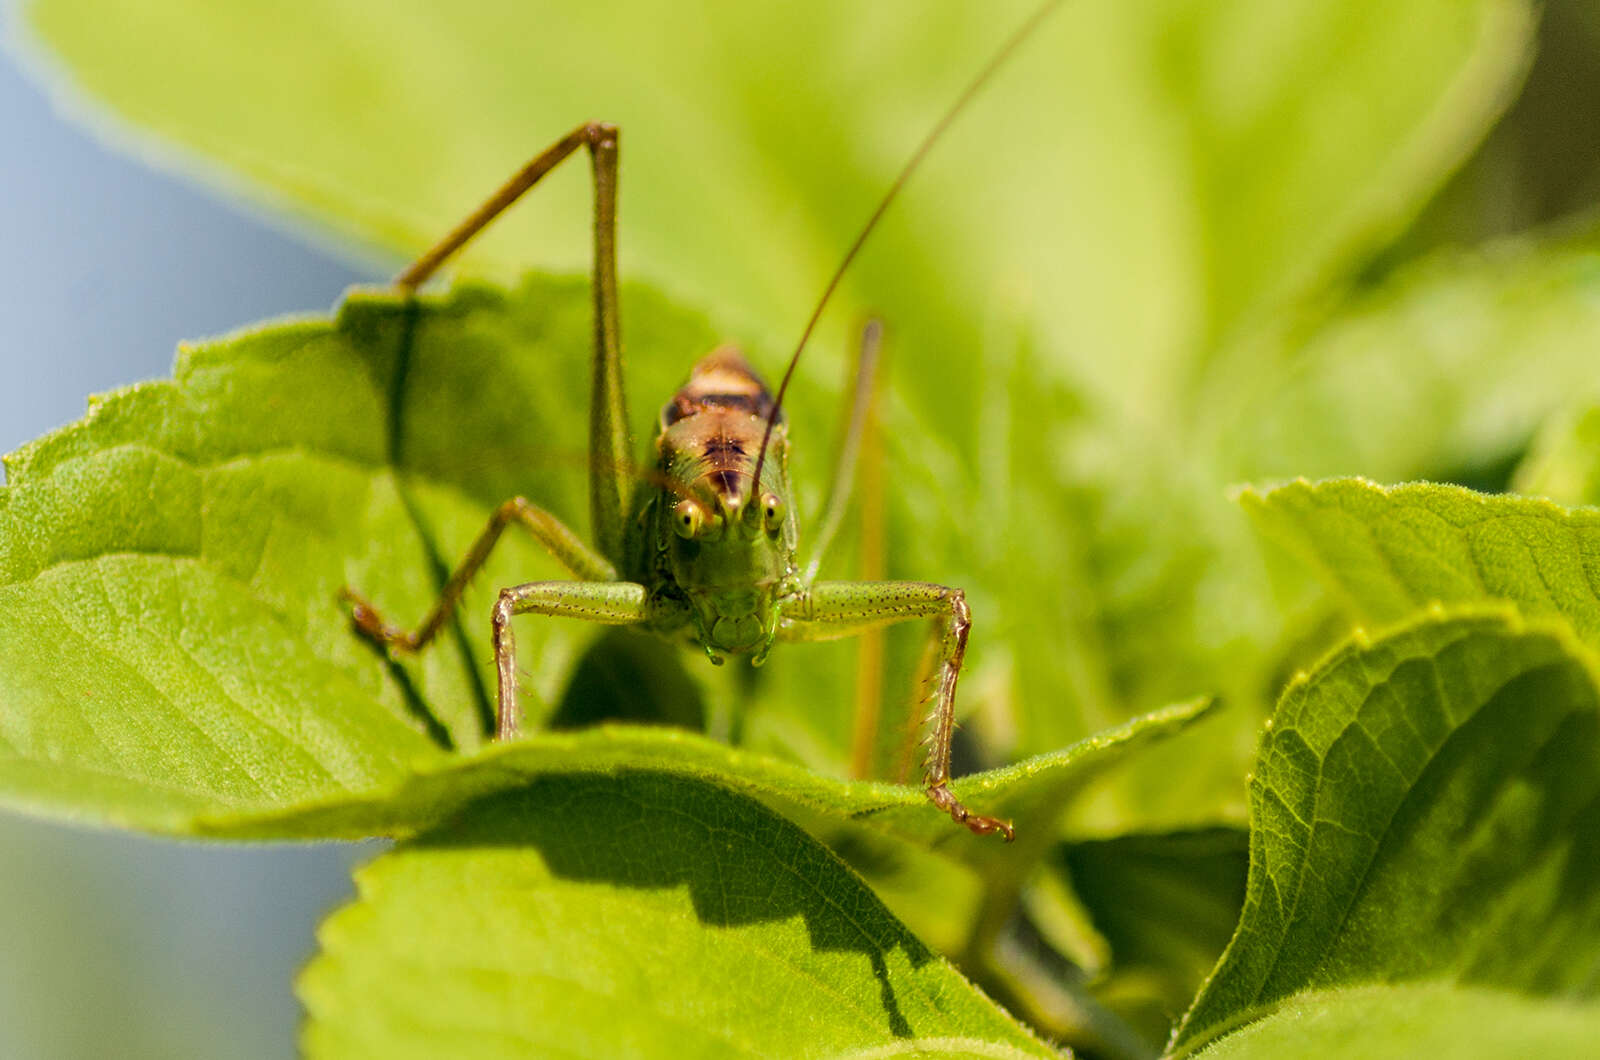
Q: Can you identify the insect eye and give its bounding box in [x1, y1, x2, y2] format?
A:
[673, 500, 704, 539]
[761, 493, 784, 533]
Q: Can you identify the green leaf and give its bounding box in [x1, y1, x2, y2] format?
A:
[1189, 983, 1600, 1059]
[1515, 403, 1600, 505]
[1053, 829, 1248, 1048]
[200, 699, 1212, 845]
[0, 278, 718, 830]
[1172, 607, 1600, 1052]
[299, 772, 1061, 1058]
[229, 698, 1212, 1058]
[1241, 477, 1600, 645]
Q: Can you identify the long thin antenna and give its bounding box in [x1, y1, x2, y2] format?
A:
[749, 0, 1066, 493]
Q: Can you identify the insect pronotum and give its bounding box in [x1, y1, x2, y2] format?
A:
[342, 1, 1067, 840]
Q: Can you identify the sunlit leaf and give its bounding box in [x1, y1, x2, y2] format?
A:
[1173, 607, 1600, 1051]
[300, 773, 1061, 1058]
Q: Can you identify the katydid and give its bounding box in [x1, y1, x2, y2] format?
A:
[342, 2, 1066, 840]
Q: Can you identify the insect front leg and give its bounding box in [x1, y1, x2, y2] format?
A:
[777, 581, 1014, 841]
[492, 581, 649, 739]
[343, 497, 615, 652]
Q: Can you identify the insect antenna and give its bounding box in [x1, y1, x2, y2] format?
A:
[749, 0, 1066, 494]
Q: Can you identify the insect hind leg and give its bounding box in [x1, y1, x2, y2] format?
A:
[390, 122, 632, 570]
[344, 497, 615, 655]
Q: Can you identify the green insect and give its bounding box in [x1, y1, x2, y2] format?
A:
[342, 3, 1065, 841]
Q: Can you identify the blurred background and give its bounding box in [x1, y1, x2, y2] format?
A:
[0, 11, 378, 1057]
[4, 0, 1600, 1057]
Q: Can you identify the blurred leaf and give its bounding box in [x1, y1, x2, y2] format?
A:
[1172, 607, 1600, 1051]
[1209, 221, 1600, 484]
[1188, 983, 1600, 1059]
[20, 0, 1529, 418]
[1242, 478, 1600, 645]
[300, 774, 1061, 1059]
[1055, 829, 1248, 1047]
[1393, 0, 1600, 256]
[1515, 403, 1600, 504]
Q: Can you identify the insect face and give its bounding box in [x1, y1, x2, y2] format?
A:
[652, 353, 800, 661]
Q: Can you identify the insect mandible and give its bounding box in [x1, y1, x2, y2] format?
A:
[341, 2, 1066, 840]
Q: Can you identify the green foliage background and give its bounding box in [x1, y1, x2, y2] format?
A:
[6, 0, 1600, 1056]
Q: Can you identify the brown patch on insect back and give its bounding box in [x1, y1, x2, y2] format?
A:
[655, 346, 789, 506]
[660, 346, 781, 428]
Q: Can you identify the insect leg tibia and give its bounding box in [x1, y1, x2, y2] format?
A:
[777, 580, 1014, 841]
[490, 580, 651, 740]
[904, 588, 1014, 841]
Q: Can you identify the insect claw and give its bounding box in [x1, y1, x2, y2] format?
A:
[927, 782, 1014, 842]
[342, 586, 414, 651]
